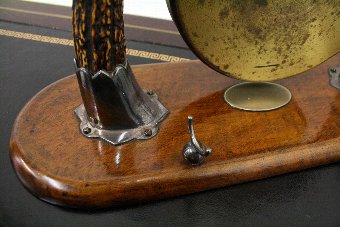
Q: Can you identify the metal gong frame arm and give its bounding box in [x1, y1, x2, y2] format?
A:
[72, 0, 168, 145]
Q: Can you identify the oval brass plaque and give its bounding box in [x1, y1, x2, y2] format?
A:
[224, 82, 291, 111]
[168, 0, 340, 81]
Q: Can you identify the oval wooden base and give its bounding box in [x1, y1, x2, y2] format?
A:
[10, 59, 340, 209]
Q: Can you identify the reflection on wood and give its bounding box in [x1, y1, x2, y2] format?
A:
[10, 54, 340, 208]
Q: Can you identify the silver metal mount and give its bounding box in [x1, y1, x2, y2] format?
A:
[329, 66, 340, 89]
[74, 59, 169, 145]
[183, 116, 212, 165]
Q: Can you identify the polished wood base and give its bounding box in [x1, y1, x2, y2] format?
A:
[10, 57, 340, 209]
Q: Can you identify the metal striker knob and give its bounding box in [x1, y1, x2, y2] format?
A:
[183, 116, 212, 165]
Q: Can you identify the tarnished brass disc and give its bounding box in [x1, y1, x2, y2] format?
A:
[168, 0, 340, 81]
[224, 82, 291, 111]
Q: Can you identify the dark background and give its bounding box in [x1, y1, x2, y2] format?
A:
[0, 1, 339, 226]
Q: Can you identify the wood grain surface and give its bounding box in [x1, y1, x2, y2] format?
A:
[9, 56, 340, 208]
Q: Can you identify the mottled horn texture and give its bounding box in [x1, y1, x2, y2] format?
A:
[72, 0, 126, 72]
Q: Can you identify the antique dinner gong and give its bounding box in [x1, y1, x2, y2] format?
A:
[9, 0, 340, 209]
[167, 0, 340, 110]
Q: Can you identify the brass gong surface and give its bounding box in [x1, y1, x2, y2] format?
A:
[168, 0, 340, 81]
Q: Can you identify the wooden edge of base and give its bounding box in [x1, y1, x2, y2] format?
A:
[8, 59, 340, 209]
[9, 130, 340, 209]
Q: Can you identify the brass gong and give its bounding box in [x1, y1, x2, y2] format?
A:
[167, 0, 340, 110]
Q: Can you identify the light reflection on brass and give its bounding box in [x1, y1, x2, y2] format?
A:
[169, 0, 340, 81]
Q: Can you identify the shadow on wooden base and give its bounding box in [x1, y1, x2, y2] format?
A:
[9, 58, 340, 209]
